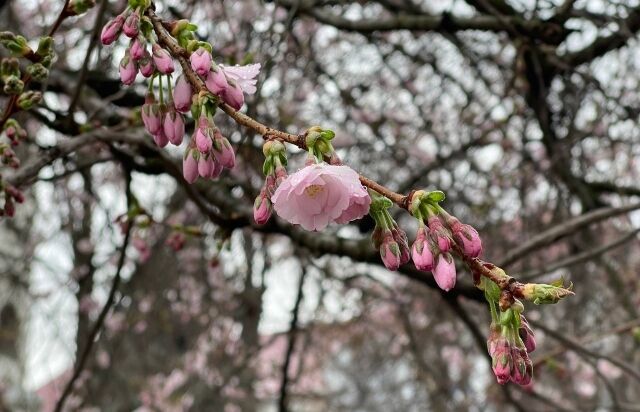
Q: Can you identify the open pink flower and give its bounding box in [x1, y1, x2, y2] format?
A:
[271, 163, 370, 231]
[220, 63, 261, 94]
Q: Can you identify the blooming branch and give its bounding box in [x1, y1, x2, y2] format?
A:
[91, 0, 576, 386]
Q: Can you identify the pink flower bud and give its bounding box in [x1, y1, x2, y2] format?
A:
[212, 129, 235, 169]
[380, 232, 401, 271]
[173, 74, 192, 113]
[152, 129, 168, 148]
[433, 253, 456, 291]
[193, 117, 211, 151]
[205, 66, 228, 95]
[511, 347, 533, 386]
[519, 315, 536, 353]
[166, 232, 186, 251]
[182, 150, 199, 184]
[427, 216, 451, 252]
[209, 159, 223, 179]
[190, 47, 212, 77]
[130, 37, 146, 60]
[492, 345, 513, 385]
[119, 54, 137, 85]
[139, 53, 155, 77]
[141, 95, 162, 135]
[449, 219, 482, 258]
[123, 12, 139, 38]
[163, 109, 184, 145]
[198, 155, 215, 178]
[223, 81, 244, 110]
[100, 14, 124, 45]
[152, 44, 174, 74]
[253, 191, 272, 225]
[412, 227, 434, 271]
[391, 226, 410, 265]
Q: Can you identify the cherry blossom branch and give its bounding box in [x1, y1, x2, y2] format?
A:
[146, 7, 407, 207]
[145, 7, 575, 307]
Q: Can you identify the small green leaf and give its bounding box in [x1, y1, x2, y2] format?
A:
[426, 190, 446, 203]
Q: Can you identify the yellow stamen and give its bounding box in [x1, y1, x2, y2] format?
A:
[304, 184, 324, 198]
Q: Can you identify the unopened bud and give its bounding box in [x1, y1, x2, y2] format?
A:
[17, 91, 42, 110]
[26, 63, 49, 81]
[3, 75, 24, 95]
[0, 32, 32, 56]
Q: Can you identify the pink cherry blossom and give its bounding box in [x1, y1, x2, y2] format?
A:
[271, 163, 370, 231]
[220, 63, 261, 94]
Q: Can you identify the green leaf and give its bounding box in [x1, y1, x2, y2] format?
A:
[426, 190, 446, 203]
[320, 130, 335, 140]
[262, 157, 273, 176]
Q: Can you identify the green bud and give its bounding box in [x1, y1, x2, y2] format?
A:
[198, 41, 213, 53]
[1, 58, 20, 78]
[0, 32, 32, 56]
[69, 0, 96, 15]
[426, 190, 446, 203]
[262, 157, 274, 176]
[320, 129, 335, 140]
[36, 37, 53, 57]
[522, 283, 574, 305]
[3, 75, 24, 95]
[26, 63, 49, 82]
[17, 91, 42, 110]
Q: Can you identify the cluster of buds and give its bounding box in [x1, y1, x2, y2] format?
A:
[182, 99, 236, 184]
[0, 181, 24, 217]
[371, 189, 482, 291]
[0, 142, 19, 169]
[102, 1, 262, 185]
[305, 126, 340, 165]
[370, 192, 410, 271]
[253, 140, 288, 225]
[366, 187, 483, 287]
[140, 80, 185, 148]
[0, 34, 53, 134]
[2, 119, 27, 147]
[101, 1, 175, 84]
[486, 305, 535, 385]
[0, 31, 56, 219]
